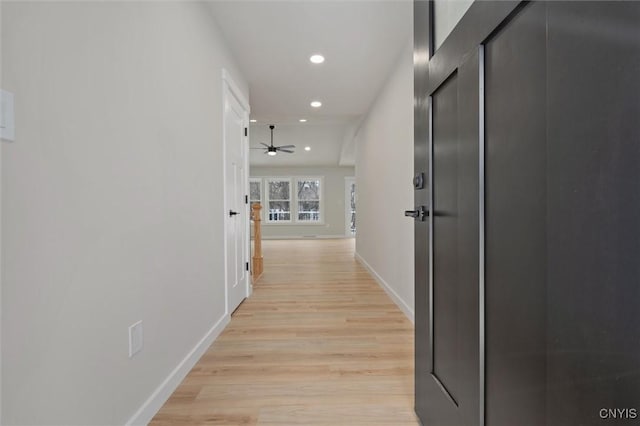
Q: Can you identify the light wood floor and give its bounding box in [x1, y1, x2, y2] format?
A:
[150, 238, 417, 425]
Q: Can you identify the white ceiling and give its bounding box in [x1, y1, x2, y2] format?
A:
[249, 123, 348, 167]
[208, 0, 412, 165]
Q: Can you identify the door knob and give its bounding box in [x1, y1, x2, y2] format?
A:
[229, 210, 239, 216]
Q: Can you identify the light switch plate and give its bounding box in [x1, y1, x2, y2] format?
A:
[0, 90, 15, 142]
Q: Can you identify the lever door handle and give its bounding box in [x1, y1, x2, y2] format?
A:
[405, 206, 429, 221]
[405, 210, 420, 218]
[229, 210, 239, 216]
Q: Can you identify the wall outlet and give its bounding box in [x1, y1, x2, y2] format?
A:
[128, 321, 143, 358]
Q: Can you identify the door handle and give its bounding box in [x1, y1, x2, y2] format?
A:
[405, 210, 420, 218]
[229, 210, 239, 216]
[405, 206, 429, 221]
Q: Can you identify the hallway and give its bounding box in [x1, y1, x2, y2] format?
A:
[151, 239, 417, 425]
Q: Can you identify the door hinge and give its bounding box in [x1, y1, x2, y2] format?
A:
[244, 127, 248, 137]
[245, 195, 249, 204]
[245, 262, 249, 271]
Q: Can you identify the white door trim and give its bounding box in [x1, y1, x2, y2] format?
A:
[222, 69, 251, 316]
[222, 69, 250, 112]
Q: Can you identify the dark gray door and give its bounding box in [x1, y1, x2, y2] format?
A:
[414, 2, 518, 424]
[413, 1, 640, 425]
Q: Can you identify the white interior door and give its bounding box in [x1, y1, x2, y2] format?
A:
[224, 83, 248, 314]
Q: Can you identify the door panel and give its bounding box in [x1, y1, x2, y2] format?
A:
[454, 48, 481, 424]
[484, 3, 547, 425]
[432, 72, 460, 406]
[423, 49, 480, 426]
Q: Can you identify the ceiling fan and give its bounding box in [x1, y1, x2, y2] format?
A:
[251, 125, 295, 156]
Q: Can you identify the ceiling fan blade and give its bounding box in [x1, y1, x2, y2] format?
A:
[278, 149, 295, 153]
[277, 145, 296, 149]
[260, 142, 271, 148]
[250, 147, 265, 149]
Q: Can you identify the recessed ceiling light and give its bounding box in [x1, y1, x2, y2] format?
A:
[299, 119, 307, 123]
[305, 146, 311, 151]
[310, 101, 322, 108]
[250, 119, 257, 123]
[310, 54, 325, 64]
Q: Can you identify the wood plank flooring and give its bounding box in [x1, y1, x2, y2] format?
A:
[150, 238, 417, 425]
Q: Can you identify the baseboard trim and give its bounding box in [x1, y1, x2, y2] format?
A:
[354, 252, 415, 324]
[261, 234, 351, 240]
[126, 313, 231, 426]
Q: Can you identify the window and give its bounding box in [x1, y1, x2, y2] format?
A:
[249, 179, 262, 204]
[249, 178, 263, 219]
[255, 176, 324, 224]
[349, 184, 356, 233]
[296, 177, 322, 222]
[345, 177, 356, 235]
[265, 178, 292, 222]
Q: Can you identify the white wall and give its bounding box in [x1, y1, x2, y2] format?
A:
[433, 0, 475, 50]
[251, 166, 354, 238]
[354, 39, 414, 322]
[1, 2, 247, 424]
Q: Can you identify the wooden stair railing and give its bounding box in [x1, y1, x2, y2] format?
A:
[251, 203, 263, 282]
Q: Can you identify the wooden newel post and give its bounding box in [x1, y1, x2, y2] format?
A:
[251, 203, 264, 281]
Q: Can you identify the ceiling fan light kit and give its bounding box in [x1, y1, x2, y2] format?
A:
[251, 124, 296, 157]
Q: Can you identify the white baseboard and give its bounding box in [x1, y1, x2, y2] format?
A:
[354, 252, 414, 324]
[261, 234, 351, 240]
[126, 313, 231, 426]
